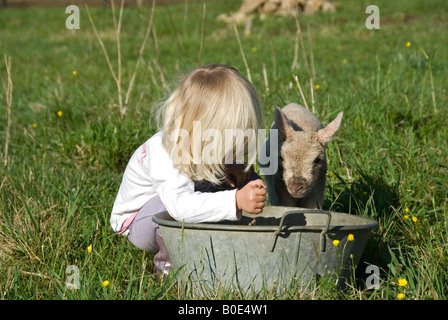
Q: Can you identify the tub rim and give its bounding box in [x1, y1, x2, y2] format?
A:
[153, 207, 379, 233]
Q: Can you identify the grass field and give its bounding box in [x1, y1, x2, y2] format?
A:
[0, 0, 447, 300]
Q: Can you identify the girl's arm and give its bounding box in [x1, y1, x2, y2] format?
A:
[147, 136, 239, 223]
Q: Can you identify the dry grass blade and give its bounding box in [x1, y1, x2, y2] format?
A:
[307, 24, 316, 80]
[293, 9, 318, 113]
[125, 0, 156, 107]
[269, 36, 277, 81]
[111, 0, 125, 115]
[165, 4, 183, 58]
[198, 2, 206, 67]
[294, 8, 312, 81]
[231, 16, 252, 83]
[86, 0, 159, 115]
[3, 55, 13, 167]
[85, 5, 118, 83]
[293, 74, 309, 110]
[262, 63, 269, 92]
[291, 19, 299, 70]
[151, 24, 169, 91]
[86, 0, 126, 115]
[419, 46, 438, 113]
[310, 77, 315, 113]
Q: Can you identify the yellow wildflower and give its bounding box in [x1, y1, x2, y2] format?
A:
[315, 84, 320, 90]
[406, 42, 411, 47]
[251, 47, 257, 53]
[412, 216, 418, 222]
[328, 173, 335, 177]
[57, 111, 63, 117]
[102, 280, 110, 288]
[347, 234, 354, 241]
[32, 123, 37, 128]
[397, 293, 404, 300]
[342, 58, 348, 64]
[332, 240, 340, 247]
[73, 70, 78, 76]
[405, 207, 410, 213]
[404, 215, 409, 219]
[87, 244, 92, 253]
[398, 278, 408, 287]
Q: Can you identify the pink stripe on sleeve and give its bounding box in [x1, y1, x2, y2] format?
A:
[117, 210, 139, 235]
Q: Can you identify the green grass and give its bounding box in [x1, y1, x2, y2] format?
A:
[1, 0, 447, 299]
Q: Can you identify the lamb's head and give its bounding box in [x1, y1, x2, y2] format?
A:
[275, 107, 343, 199]
[279, 132, 327, 198]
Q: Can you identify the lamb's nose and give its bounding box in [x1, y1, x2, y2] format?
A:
[289, 177, 306, 192]
[293, 177, 306, 185]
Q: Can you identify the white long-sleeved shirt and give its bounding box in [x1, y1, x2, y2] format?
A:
[110, 131, 239, 235]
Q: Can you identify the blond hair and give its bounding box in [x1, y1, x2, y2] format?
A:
[154, 64, 262, 185]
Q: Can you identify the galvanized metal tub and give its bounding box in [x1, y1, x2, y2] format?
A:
[153, 206, 378, 292]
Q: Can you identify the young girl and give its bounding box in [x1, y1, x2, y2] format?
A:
[110, 64, 267, 275]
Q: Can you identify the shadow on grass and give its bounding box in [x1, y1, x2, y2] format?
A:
[324, 167, 401, 290]
[324, 168, 400, 219]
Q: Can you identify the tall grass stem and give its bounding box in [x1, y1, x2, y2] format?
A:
[232, 17, 252, 83]
[3, 55, 13, 167]
[198, 2, 206, 67]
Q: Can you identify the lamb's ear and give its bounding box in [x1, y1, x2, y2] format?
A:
[317, 112, 343, 145]
[274, 107, 294, 140]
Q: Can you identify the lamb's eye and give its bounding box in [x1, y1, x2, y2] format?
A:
[313, 157, 322, 165]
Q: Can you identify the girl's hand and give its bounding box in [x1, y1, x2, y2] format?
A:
[224, 164, 254, 188]
[235, 179, 267, 214]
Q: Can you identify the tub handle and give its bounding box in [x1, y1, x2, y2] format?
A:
[268, 209, 332, 252]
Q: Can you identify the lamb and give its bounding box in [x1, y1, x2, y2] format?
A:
[259, 103, 343, 209]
